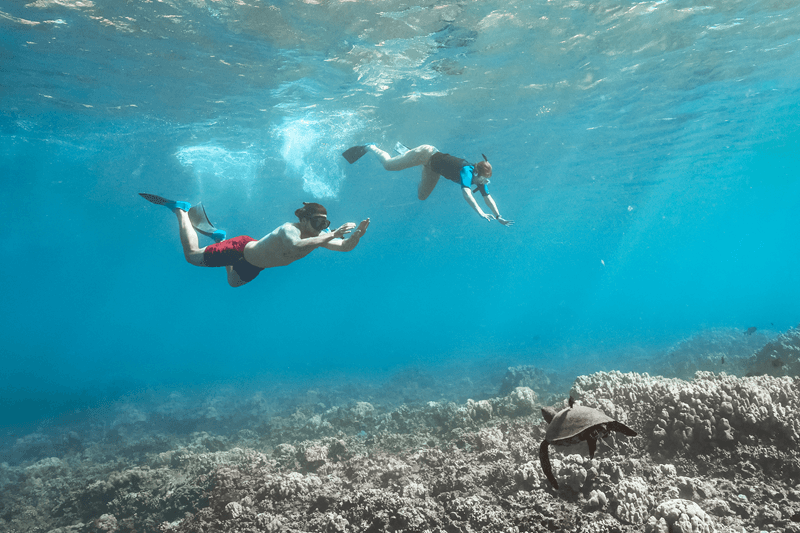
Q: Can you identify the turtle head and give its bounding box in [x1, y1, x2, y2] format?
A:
[541, 406, 558, 424]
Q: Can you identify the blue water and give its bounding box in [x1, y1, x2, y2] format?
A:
[1, 0, 799, 430]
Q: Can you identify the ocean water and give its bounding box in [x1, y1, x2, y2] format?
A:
[1, 0, 799, 432]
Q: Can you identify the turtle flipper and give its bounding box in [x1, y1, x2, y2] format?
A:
[587, 437, 597, 459]
[539, 440, 559, 489]
[608, 421, 638, 437]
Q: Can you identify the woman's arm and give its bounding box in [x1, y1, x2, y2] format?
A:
[461, 187, 494, 221]
[483, 194, 514, 226]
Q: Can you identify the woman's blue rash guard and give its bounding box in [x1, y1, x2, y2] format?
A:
[429, 152, 490, 196]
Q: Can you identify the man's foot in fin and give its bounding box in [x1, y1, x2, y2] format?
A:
[188, 203, 226, 243]
[140, 193, 191, 212]
[342, 143, 379, 164]
[394, 142, 410, 155]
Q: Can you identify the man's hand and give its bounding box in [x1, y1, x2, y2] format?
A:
[497, 216, 514, 227]
[351, 218, 370, 238]
[480, 213, 495, 222]
[322, 219, 370, 252]
[333, 222, 356, 239]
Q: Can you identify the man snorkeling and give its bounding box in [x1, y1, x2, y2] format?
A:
[140, 194, 370, 288]
[342, 143, 514, 226]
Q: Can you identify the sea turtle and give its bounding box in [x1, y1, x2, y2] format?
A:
[539, 397, 637, 489]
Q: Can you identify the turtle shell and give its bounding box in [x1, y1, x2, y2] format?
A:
[545, 405, 615, 443]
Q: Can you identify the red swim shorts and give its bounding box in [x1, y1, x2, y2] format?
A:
[202, 235, 264, 283]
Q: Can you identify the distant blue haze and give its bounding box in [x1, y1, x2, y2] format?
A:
[1, 0, 799, 429]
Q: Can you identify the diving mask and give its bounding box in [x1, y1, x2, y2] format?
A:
[310, 216, 331, 231]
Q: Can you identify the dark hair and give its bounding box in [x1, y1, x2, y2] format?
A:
[295, 202, 327, 220]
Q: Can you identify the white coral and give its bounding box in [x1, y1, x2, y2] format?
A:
[495, 387, 538, 416]
[645, 499, 716, 533]
[466, 398, 493, 421]
[351, 401, 375, 419]
[476, 427, 505, 451]
[267, 471, 323, 500]
[515, 460, 541, 487]
[555, 454, 588, 492]
[402, 480, 428, 498]
[94, 514, 119, 532]
[612, 476, 651, 525]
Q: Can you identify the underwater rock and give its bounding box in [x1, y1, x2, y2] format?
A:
[652, 327, 774, 380]
[91, 513, 119, 532]
[298, 441, 330, 471]
[746, 325, 800, 377]
[495, 386, 538, 417]
[24, 456, 69, 479]
[8, 433, 59, 464]
[499, 365, 552, 396]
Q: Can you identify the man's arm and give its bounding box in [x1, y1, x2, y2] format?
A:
[323, 219, 370, 251]
[282, 223, 352, 250]
[482, 194, 514, 226]
[462, 187, 494, 221]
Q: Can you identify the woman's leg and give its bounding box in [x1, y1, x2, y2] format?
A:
[175, 209, 206, 266]
[369, 144, 437, 171]
[418, 165, 441, 200]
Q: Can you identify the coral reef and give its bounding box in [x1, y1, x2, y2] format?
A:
[3, 330, 800, 533]
[571, 370, 800, 456]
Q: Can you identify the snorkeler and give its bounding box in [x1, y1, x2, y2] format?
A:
[140, 194, 370, 288]
[342, 143, 514, 226]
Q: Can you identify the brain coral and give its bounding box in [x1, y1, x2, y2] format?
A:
[571, 370, 800, 454]
[612, 476, 652, 525]
[553, 454, 588, 492]
[645, 499, 716, 533]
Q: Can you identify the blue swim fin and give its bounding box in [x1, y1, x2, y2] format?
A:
[342, 145, 370, 164]
[139, 193, 191, 212]
[188, 203, 226, 243]
[394, 142, 410, 155]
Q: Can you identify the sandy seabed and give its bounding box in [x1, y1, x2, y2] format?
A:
[2, 327, 799, 533]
